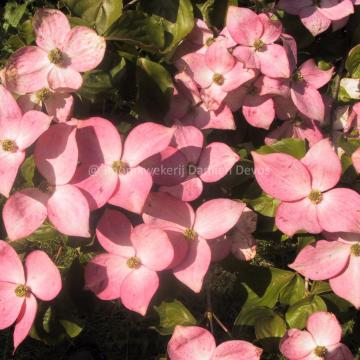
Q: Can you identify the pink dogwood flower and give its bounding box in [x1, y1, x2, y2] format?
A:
[253, 138, 360, 236]
[159, 124, 240, 201]
[71, 117, 175, 213]
[210, 207, 258, 262]
[4, 8, 106, 94]
[3, 123, 90, 240]
[143, 192, 245, 292]
[227, 7, 290, 79]
[280, 311, 353, 360]
[178, 39, 256, 109]
[167, 72, 236, 130]
[278, 0, 356, 36]
[260, 58, 334, 122]
[167, 325, 262, 360]
[18, 88, 74, 123]
[290, 233, 360, 309]
[0, 85, 51, 197]
[84, 209, 174, 315]
[0, 241, 61, 351]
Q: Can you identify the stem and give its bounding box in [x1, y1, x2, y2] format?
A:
[213, 313, 233, 339]
[206, 284, 214, 334]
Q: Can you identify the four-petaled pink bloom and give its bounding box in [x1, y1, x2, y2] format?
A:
[0, 85, 51, 197]
[227, 7, 290, 79]
[72, 117, 175, 214]
[4, 8, 106, 94]
[84, 209, 174, 316]
[0, 241, 61, 351]
[143, 192, 245, 292]
[167, 325, 262, 360]
[253, 138, 360, 236]
[280, 311, 353, 359]
[290, 232, 360, 309]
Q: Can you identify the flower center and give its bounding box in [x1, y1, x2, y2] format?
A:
[308, 190, 323, 204]
[253, 39, 265, 51]
[351, 243, 360, 256]
[126, 256, 141, 269]
[184, 228, 197, 240]
[292, 70, 303, 82]
[212, 73, 224, 86]
[15, 284, 30, 298]
[314, 346, 328, 358]
[36, 88, 51, 102]
[206, 37, 215, 47]
[1, 139, 18, 152]
[112, 160, 128, 174]
[48, 48, 63, 65]
[38, 181, 55, 194]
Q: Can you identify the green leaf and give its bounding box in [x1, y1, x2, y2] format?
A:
[20, 155, 35, 187]
[346, 44, 360, 78]
[310, 281, 331, 295]
[154, 300, 196, 335]
[255, 313, 287, 340]
[139, 0, 194, 54]
[234, 306, 274, 327]
[4, 1, 27, 28]
[65, 0, 123, 34]
[136, 58, 173, 121]
[256, 138, 307, 159]
[59, 319, 84, 338]
[279, 275, 305, 306]
[106, 10, 164, 52]
[285, 295, 327, 329]
[78, 70, 113, 102]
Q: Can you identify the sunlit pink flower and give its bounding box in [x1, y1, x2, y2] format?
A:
[280, 311, 353, 360]
[178, 39, 256, 108]
[0, 241, 61, 351]
[84, 209, 174, 315]
[143, 192, 245, 292]
[260, 58, 334, 122]
[0, 85, 51, 197]
[18, 88, 73, 123]
[4, 8, 106, 94]
[278, 0, 355, 36]
[227, 7, 290, 79]
[253, 138, 360, 236]
[3, 123, 90, 240]
[168, 325, 262, 360]
[71, 117, 175, 213]
[159, 124, 239, 201]
[290, 232, 360, 309]
[210, 207, 257, 262]
[166, 72, 236, 130]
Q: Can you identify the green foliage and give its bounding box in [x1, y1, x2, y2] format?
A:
[346, 44, 360, 79]
[256, 138, 307, 159]
[154, 300, 197, 335]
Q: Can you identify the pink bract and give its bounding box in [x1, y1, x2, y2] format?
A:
[84, 209, 174, 315]
[280, 311, 353, 359]
[253, 138, 360, 236]
[3, 123, 90, 240]
[0, 240, 61, 351]
[167, 325, 262, 360]
[4, 9, 106, 94]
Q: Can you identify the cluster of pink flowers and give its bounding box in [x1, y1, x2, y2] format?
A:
[0, 4, 359, 358]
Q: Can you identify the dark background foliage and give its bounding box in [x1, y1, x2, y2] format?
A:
[0, 0, 360, 359]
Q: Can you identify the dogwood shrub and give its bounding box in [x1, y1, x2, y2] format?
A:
[0, 0, 360, 359]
